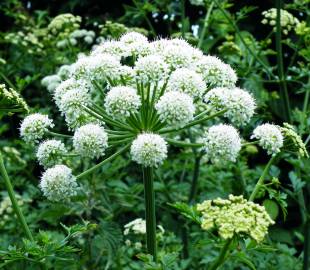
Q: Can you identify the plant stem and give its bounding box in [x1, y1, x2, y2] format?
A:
[159, 109, 227, 134]
[46, 131, 72, 138]
[198, 1, 215, 48]
[188, 155, 202, 203]
[76, 144, 130, 179]
[209, 238, 233, 270]
[166, 139, 204, 148]
[142, 166, 157, 261]
[0, 152, 34, 241]
[249, 155, 277, 201]
[132, 0, 156, 36]
[275, 0, 291, 123]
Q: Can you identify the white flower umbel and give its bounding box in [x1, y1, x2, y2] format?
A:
[20, 113, 54, 143]
[73, 124, 108, 158]
[36, 140, 67, 168]
[195, 56, 237, 88]
[131, 133, 168, 167]
[59, 88, 90, 116]
[251, 123, 283, 155]
[161, 44, 192, 70]
[155, 91, 195, 127]
[134, 55, 169, 83]
[41, 75, 61, 93]
[124, 218, 146, 235]
[120, 32, 150, 57]
[202, 124, 241, 164]
[204, 87, 256, 126]
[40, 165, 78, 202]
[54, 78, 87, 108]
[104, 86, 141, 119]
[167, 68, 206, 99]
[91, 40, 127, 59]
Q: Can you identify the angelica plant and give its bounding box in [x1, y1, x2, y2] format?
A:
[23, 31, 304, 262]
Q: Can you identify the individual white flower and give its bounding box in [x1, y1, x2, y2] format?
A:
[155, 91, 195, 127]
[202, 124, 241, 164]
[70, 56, 92, 80]
[251, 124, 283, 155]
[161, 45, 192, 70]
[204, 87, 256, 125]
[41, 75, 61, 93]
[134, 55, 169, 83]
[58, 88, 90, 115]
[73, 124, 108, 158]
[57, 64, 73, 80]
[36, 140, 67, 168]
[120, 32, 150, 57]
[87, 53, 122, 82]
[167, 68, 206, 98]
[54, 78, 87, 108]
[131, 133, 168, 167]
[20, 113, 54, 143]
[40, 165, 78, 202]
[91, 40, 127, 59]
[104, 86, 141, 118]
[124, 218, 146, 235]
[194, 56, 237, 88]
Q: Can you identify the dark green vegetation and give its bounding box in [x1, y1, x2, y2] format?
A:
[0, 0, 309, 269]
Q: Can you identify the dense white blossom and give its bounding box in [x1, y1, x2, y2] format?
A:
[40, 165, 78, 202]
[73, 124, 108, 158]
[41, 75, 61, 93]
[104, 86, 141, 118]
[54, 78, 87, 108]
[161, 44, 192, 70]
[57, 64, 73, 80]
[134, 55, 169, 83]
[251, 124, 283, 155]
[204, 87, 256, 125]
[120, 32, 150, 56]
[36, 139, 67, 168]
[124, 218, 146, 235]
[195, 56, 237, 88]
[202, 124, 241, 163]
[167, 68, 206, 98]
[20, 113, 54, 143]
[59, 88, 90, 115]
[130, 133, 168, 167]
[91, 40, 127, 59]
[155, 91, 195, 127]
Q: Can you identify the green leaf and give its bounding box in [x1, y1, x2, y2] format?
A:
[168, 202, 201, 224]
[263, 199, 279, 220]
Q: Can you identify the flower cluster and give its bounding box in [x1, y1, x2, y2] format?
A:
[36, 139, 67, 168]
[124, 218, 146, 235]
[202, 124, 242, 164]
[0, 84, 29, 114]
[40, 165, 78, 202]
[251, 123, 283, 155]
[280, 123, 308, 158]
[20, 113, 54, 143]
[48, 13, 81, 38]
[204, 87, 256, 126]
[22, 31, 262, 201]
[197, 195, 275, 242]
[262, 8, 300, 35]
[56, 29, 96, 48]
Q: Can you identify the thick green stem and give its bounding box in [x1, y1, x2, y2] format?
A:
[142, 166, 157, 261]
[76, 144, 130, 179]
[275, 0, 291, 123]
[249, 155, 277, 201]
[46, 130, 72, 138]
[166, 139, 204, 148]
[0, 152, 34, 241]
[198, 1, 215, 48]
[188, 155, 202, 203]
[209, 238, 233, 270]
